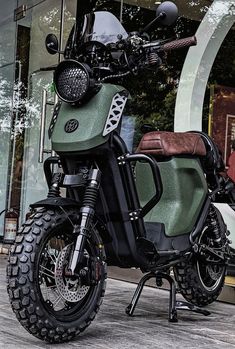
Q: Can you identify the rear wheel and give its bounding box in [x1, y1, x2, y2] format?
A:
[7, 208, 106, 343]
[174, 206, 228, 306]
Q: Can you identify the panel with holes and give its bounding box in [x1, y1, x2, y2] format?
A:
[102, 91, 129, 136]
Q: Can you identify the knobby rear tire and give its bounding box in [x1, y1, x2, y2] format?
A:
[174, 206, 227, 307]
[174, 261, 225, 306]
[7, 207, 107, 343]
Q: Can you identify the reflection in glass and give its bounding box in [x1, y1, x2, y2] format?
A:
[0, 65, 14, 235]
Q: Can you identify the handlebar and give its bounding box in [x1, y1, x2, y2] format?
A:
[99, 34, 198, 81]
[161, 36, 197, 52]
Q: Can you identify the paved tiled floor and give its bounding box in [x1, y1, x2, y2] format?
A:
[0, 255, 235, 349]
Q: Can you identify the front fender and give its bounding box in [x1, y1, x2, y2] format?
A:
[30, 197, 112, 243]
[30, 197, 81, 209]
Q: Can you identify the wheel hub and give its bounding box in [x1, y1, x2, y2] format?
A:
[207, 265, 222, 281]
[55, 245, 90, 302]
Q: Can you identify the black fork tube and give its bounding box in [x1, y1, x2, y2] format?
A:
[69, 169, 101, 274]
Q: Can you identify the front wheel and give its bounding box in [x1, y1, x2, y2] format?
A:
[7, 208, 106, 343]
[174, 206, 229, 307]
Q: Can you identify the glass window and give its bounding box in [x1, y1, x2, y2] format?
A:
[0, 65, 15, 235]
[209, 26, 235, 164]
[18, 0, 48, 10]
[0, 2, 17, 66]
[0, 1, 17, 235]
[17, 0, 62, 221]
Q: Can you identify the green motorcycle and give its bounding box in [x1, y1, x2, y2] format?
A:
[7, 0, 231, 343]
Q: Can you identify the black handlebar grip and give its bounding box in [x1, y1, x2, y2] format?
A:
[162, 36, 197, 52]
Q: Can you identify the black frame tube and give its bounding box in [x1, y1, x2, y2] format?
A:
[123, 153, 163, 217]
[189, 197, 211, 244]
[113, 134, 141, 211]
[43, 156, 60, 187]
[112, 134, 146, 237]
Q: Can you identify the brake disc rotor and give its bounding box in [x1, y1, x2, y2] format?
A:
[55, 244, 90, 302]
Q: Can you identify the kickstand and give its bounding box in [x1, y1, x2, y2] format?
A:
[125, 271, 211, 322]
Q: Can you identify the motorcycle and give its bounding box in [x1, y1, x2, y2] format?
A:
[7, 0, 231, 343]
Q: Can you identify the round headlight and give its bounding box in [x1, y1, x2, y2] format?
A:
[54, 60, 90, 104]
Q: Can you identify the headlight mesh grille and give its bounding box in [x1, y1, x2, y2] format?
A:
[55, 61, 89, 103]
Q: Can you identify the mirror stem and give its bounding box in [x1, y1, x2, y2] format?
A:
[140, 12, 166, 34]
[47, 44, 64, 54]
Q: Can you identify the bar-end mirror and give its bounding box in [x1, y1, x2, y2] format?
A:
[45, 34, 59, 55]
[156, 1, 179, 26]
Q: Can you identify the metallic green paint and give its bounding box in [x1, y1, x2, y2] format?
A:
[136, 157, 207, 237]
[51, 84, 126, 152]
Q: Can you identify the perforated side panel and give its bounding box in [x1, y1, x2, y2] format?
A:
[48, 102, 62, 139]
[103, 91, 129, 136]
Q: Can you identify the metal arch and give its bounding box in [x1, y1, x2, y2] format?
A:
[174, 0, 235, 132]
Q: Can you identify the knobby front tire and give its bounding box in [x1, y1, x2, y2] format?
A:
[7, 208, 107, 343]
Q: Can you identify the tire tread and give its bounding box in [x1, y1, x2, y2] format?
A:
[7, 208, 106, 343]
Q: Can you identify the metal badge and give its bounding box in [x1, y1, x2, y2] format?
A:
[64, 119, 79, 133]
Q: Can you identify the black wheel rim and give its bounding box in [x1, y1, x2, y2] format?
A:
[196, 227, 225, 292]
[36, 222, 99, 321]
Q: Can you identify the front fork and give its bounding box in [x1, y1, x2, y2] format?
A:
[69, 169, 101, 275]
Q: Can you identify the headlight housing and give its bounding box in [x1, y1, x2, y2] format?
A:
[54, 60, 94, 104]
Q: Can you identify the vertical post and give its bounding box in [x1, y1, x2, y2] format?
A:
[38, 89, 47, 163]
[59, 0, 65, 64]
[208, 85, 215, 137]
[120, 0, 124, 24]
[7, 60, 22, 210]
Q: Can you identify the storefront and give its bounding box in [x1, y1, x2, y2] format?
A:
[0, 1, 234, 282]
[0, 0, 76, 237]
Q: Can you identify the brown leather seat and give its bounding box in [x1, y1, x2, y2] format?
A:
[137, 131, 207, 157]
